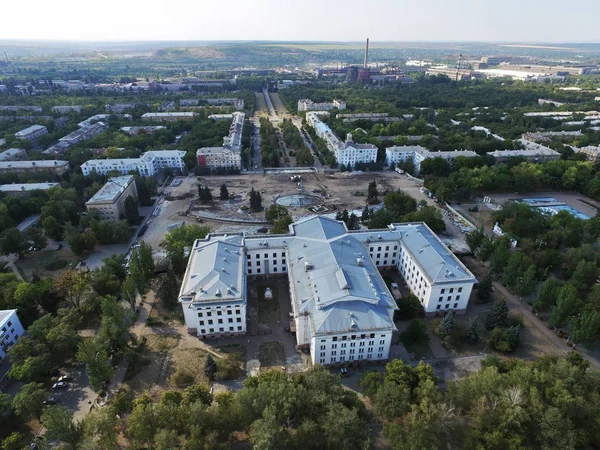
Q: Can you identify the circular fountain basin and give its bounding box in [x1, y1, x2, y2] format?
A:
[275, 194, 319, 207]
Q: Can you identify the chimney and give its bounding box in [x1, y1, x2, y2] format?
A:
[364, 38, 370, 68]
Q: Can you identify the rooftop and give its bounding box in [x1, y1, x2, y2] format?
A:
[0, 309, 17, 327]
[0, 183, 59, 192]
[86, 175, 134, 204]
[180, 235, 245, 305]
[0, 160, 68, 169]
[16, 125, 46, 136]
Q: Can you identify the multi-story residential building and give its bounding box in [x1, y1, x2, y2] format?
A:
[78, 114, 132, 128]
[574, 145, 600, 162]
[59, 122, 108, 146]
[179, 216, 476, 366]
[385, 146, 477, 174]
[486, 148, 561, 164]
[0, 182, 59, 196]
[15, 125, 48, 141]
[120, 126, 166, 136]
[0, 310, 24, 363]
[0, 160, 69, 175]
[336, 134, 378, 167]
[196, 147, 242, 170]
[0, 106, 42, 112]
[85, 175, 138, 219]
[141, 112, 196, 122]
[51, 105, 82, 113]
[306, 113, 377, 167]
[80, 150, 186, 177]
[0, 148, 27, 162]
[298, 99, 346, 112]
[105, 103, 136, 113]
[196, 112, 245, 170]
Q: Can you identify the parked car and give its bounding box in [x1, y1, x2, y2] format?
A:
[57, 375, 72, 382]
[340, 368, 349, 378]
[52, 381, 68, 389]
[43, 397, 59, 405]
[555, 329, 569, 339]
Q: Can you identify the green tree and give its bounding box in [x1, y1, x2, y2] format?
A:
[466, 228, 485, 252]
[400, 319, 429, 346]
[439, 311, 455, 338]
[124, 195, 140, 225]
[0, 228, 27, 258]
[12, 382, 45, 420]
[396, 294, 424, 320]
[122, 274, 138, 311]
[42, 216, 63, 240]
[570, 310, 600, 347]
[158, 266, 179, 310]
[271, 216, 293, 234]
[182, 383, 213, 406]
[249, 188, 263, 212]
[54, 270, 92, 312]
[41, 405, 83, 450]
[204, 355, 217, 381]
[98, 296, 133, 352]
[219, 183, 229, 200]
[83, 405, 121, 450]
[534, 278, 561, 312]
[76, 340, 115, 392]
[27, 226, 47, 251]
[466, 319, 480, 343]
[265, 204, 289, 224]
[477, 272, 493, 302]
[198, 185, 213, 204]
[367, 180, 379, 204]
[489, 326, 520, 352]
[549, 285, 579, 328]
[358, 371, 384, 399]
[486, 299, 510, 329]
[361, 205, 371, 222]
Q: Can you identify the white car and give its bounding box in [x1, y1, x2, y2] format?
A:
[52, 381, 68, 389]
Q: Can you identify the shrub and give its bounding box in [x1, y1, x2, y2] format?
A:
[489, 326, 520, 353]
[170, 367, 195, 387]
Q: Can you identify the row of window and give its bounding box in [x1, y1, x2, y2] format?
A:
[197, 309, 241, 317]
[199, 317, 242, 326]
[324, 333, 385, 342]
[320, 346, 385, 356]
[436, 303, 459, 310]
[320, 339, 386, 350]
[199, 326, 244, 334]
[438, 295, 461, 302]
[318, 353, 385, 364]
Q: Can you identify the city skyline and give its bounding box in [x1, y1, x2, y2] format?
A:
[2, 0, 600, 43]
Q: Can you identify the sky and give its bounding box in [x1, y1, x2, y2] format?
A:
[2, 0, 599, 43]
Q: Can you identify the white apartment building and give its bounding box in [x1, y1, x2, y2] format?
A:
[196, 147, 241, 170]
[298, 99, 347, 112]
[196, 112, 245, 170]
[81, 150, 186, 177]
[51, 105, 82, 113]
[0, 160, 69, 175]
[306, 113, 377, 167]
[337, 134, 378, 167]
[0, 310, 24, 363]
[385, 146, 477, 174]
[142, 112, 196, 122]
[85, 175, 138, 219]
[59, 122, 108, 146]
[120, 126, 166, 136]
[179, 216, 476, 366]
[15, 125, 48, 141]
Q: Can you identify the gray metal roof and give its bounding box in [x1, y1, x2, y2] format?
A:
[180, 235, 245, 305]
[0, 309, 16, 327]
[86, 175, 134, 204]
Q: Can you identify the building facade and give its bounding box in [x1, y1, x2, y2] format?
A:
[0, 310, 24, 363]
[0, 160, 69, 175]
[85, 175, 138, 219]
[142, 112, 196, 122]
[196, 147, 242, 170]
[385, 146, 477, 174]
[15, 125, 48, 141]
[0, 148, 27, 162]
[0, 182, 59, 197]
[298, 99, 346, 112]
[179, 216, 476, 366]
[81, 150, 186, 177]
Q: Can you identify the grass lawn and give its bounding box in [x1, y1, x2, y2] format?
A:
[14, 247, 78, 280]
[257, 285, 281, 324]
[259, 342, 286, 368]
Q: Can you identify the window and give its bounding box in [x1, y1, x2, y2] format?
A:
[394, 245, 398, 250]
[341, 343, 347, 348]
[236, 309, 240, 315]
[385, 246, 389, 251]
[237, 318, 241, 323]
[350, 342, 356, 347]
[377, 253, 380, 259]
[219, 327, 224, 332]
[368, 347, 373, 353]
[384, 253, 388, 258]
[447, 296, 452, 301]
[341, 350, 346, 355]
[207, 311, 212, 317]
[248, 269, 252, 274]
[378, 247, 381, 251]
[227, 310, 232, 315]
[273, 267, 277, 272]
[370, 333, 375, 338]
[331, 351, 336, 356]
[217, 311, 222, 316]
[333, 337, 338, 342]
[359, 348, 364, 353]
[449, 288, 454, 293]
[200, 329, 206, 334]
[247, 261, 252, 267]
[320, 359, 325, 364]
[439, 297, 443, 302]
[458, 287, 463, 293]
[208, 320, 213, 325]
[256, 268, 261, 273]
[209, 328, 214, 333]
[456, 295, 461, 301]
[383, 260, 387, 265]
[197, 312, 203, 317]
[264, 253, 268, 258]
[379, 346, 384, 352]
[368, 340, 374, 346]
[377, 353, 383, 359]
[228, 318, 233, 323]
[445, 304, 450, 309]
[441, 289, 445, 294]
[332, 343, 337, 349]
[256, 261, 261, 266]
[359, 341, 365, 347]
[199, 320, 205, 326]
[436, 305, 441, 310]
[320, 352, 325, 357]
[380, 340, 385, 345]
[255, 254, 259, 259]
[321, 345, 326, 350]
[454, 303, 458, 308]
[238, 326, 242, 331]
[349, 349, 355, 354]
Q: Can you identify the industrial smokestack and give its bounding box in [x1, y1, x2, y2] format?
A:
[364, 38, 369, 68]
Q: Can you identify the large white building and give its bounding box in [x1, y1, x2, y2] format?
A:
[298, 99, 346, 112]
[0, 310, 24, 363]
[81, 150, 186, 177]
[179, 216, 476, 366]
[306, 112, 377, 167]
[196, 112, 245, 170]
[15, 125, 48, 141]
[385, 146, 478, 174]
[142, 112, 196, 122]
